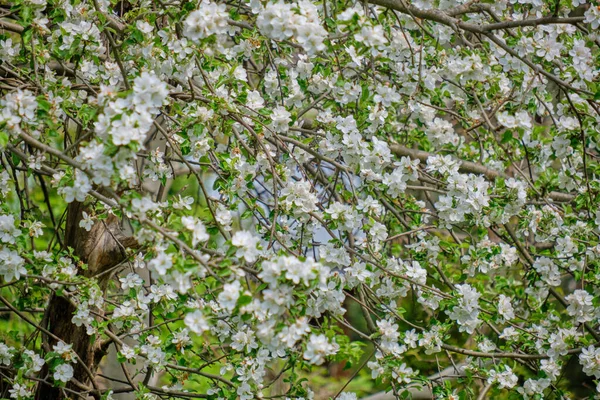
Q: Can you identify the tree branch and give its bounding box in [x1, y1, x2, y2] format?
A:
[390, 144, 575, 202]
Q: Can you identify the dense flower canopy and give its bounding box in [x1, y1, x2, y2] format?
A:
[0, 0, 600, 399]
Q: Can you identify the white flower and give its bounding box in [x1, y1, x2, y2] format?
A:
[0, 215, 20, 244]
[233, 65, 247, 82]
[231, 230, 260, 263]
[374, 84, 400, 107]
[25, 221, 43, 238]
[446, 284, 481, 334]
[215, 205, 233, 230]
[405, 261, 427, 285]
[184, 310, 209, 335]
[231, 327, 258, 352]
[147, 251, 173, 276]
[533, 257, 561, 287]
[9, 383, 32, 399]
[565, 290, 595, 324]
[419, 326, 443, 354]
[217, 280, 241, 312]
[277, 317, 310, 348]
[256, 2, 295, 41]
[140, 336, 166, 368]
[0, 247, 27, 282]
[478, 338, 496, 353]
[426, 154, 461, 175]
[120, 273, 143, 290]
[131, 197, 159, 215]
[181, 216, 210, 246]
[280, 180, 318, 215]
[497, 294, 515, 321]
[136, 20, 153, 34]
[426, 117, 459, 147]
[59, 172, 91, 203]
[584, 5, 600, 30]
[79, 212, 94, 232]
[0, 38, 20, 62]
[120, 344, 136, 360]
[404, 329, 419, 348]
[53, 363, 74, 383]
[256, 1, 326, 55]
[172, 195, 194, 210]
[270, 106, 292, 134]
[172, 329, 191, 353]
[183, 1, 231, 41]
[541, 359, 561, 381]
[132, 71, 169, 112]
[0, 89, 37, 132]
[392, 363, 417, 384]
[303, 334, 338, 365]
[580, 346, 600, 378]
[377, 318, 405, 356]
[293, 16, 327, 55]
[488, 365, 518, 389]
[383, 165, 411, 196]
[246, 90, 265, 111]
[54, 341, 79, 365]
[517, 378, 551, 398]
[335, 82, 362, 105]
[28, 153, 45, 170]
[345, 262, 372, 287]
[319, 243, 351, 267]
[23, 350, 44, 373]
[0, 343, 14, 365]
[355, 25, 388, 50]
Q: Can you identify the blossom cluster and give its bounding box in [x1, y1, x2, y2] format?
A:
[1, 0, 600, 399]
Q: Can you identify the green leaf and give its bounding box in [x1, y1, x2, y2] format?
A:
[0, 131, 8, 149]
[237, 294, 253, 307]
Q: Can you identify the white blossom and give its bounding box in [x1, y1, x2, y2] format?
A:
[183, 1, 231, 41]
[184, 310, 209, 335]
[303, 334, 338, 365]
[53, 364, 74, 383]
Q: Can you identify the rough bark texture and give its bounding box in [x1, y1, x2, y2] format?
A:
[35, 201, 137, 400]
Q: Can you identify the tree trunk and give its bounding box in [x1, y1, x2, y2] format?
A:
[35, 200, 137, 400]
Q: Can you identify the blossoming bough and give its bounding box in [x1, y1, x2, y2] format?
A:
[0, 0, 600, 399]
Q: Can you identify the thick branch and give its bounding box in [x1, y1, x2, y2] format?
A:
[482, 16, 585, 31]
[0, 19, 24, 33]
[390, 144, 575, 202]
